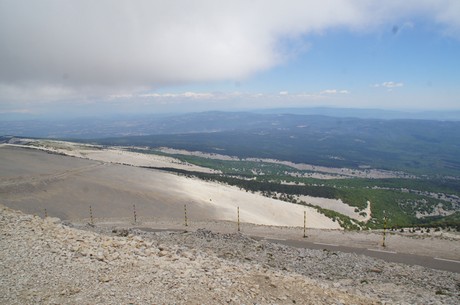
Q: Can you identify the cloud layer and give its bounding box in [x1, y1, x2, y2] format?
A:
[373, 82, 404, 89]
[0, 0, 459, 102]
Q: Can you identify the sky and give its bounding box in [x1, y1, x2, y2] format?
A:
[1, 0, 460, 119]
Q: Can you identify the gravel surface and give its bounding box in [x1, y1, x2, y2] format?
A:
[2, 205, 459, 304]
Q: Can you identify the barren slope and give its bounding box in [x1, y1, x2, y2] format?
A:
[0, 145, 339, 228]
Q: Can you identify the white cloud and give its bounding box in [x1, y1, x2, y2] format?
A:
[0, 0, 458, 103]
[373, 81, 404, 88]
[383, 81, 404, 88]
[0, 83, 80, 102]
[320, 89, 350, 95]
[108, 94, 134, 100]
[121, 90, 350, 104]
[138, 92, 215, 99]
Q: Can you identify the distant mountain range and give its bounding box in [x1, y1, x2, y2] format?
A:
[256, 107, 460, 121]
[1, 107, 460, 139]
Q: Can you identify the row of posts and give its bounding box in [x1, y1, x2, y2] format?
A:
[43, 205, 387, 245]
[44, 204, 310, 237]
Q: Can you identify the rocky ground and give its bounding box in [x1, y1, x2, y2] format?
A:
[1, 205, 459, 304]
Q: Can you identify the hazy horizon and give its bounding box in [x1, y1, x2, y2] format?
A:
[2, 106, 460, 123]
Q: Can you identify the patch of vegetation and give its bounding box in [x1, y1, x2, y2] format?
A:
[298, 201, 364, 230]
[416, 212, 460, 231]
[319, 178, 460, 197]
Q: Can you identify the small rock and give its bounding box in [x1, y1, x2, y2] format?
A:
[158, 250, 169, 257]
[98, 275, 111, 283]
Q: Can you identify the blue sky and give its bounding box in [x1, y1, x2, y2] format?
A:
[0, 1, 459, 119]
[155, 23, 459, 111]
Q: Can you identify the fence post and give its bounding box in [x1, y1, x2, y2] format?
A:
[303, 210, 307, 238]
[382, 211, 387, 247]
[237, 206, 240, 232]
[133, 204, 137, 223]
[89, 205, 94, 225]
[184, 204, 188, 227]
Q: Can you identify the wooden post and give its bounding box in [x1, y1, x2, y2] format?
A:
[382, 211, 387, 247]
[303, 210, 307, 238]
[89, 205, 94, 225]
[184, 204, 188, 227]
[133, 204, 137, 223]
[237, 206, 240, 232]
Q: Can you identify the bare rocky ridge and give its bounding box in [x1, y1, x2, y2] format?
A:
[2, 205, 459, 304]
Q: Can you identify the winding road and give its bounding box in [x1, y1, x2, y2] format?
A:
[265, 237, 460, 273]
